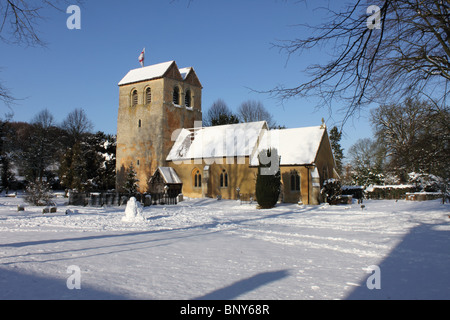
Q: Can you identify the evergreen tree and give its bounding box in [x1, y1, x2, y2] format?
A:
[329, 126, 344, 176]
[4, 108, 114, 193]
[0, 119, 15, 189]
[69, 141, 90, 191]
[348, 138, 385, 186]
[1, 154, 15, 190]
[92, 132, 116, 191]
[58, 108, 94, 191]
[123, 163, 139, 194]
[59, 140, 92, 192]
[211, 113, 239, 126]
[59, 145, 74, 190]
[255, 149, 281, 209]
[15, 110, 62, 184]
[59, 131, 116, 192]
[58, 107, 116, 192]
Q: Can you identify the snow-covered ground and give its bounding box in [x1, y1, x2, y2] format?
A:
[0, 194, 449, 300]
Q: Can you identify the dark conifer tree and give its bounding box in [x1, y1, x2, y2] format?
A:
[255, 149, 281, 209]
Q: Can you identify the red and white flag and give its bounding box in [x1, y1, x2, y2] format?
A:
[138, 48, 145, 67]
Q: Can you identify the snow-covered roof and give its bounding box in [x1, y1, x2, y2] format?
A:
[179, 67, 192, 80]
[167, 121, 267, 161]
[152, 167, 182, 184]
[118, 61, 176, 86]
[250, 126, 325, 166]
[119, 61, 202, 88]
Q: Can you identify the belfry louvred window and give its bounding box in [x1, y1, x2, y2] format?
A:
[146, 87, 151, 104]
[173, 87, 180, 105]
[185, 90, 191, 107]
[132, 90, 138, 106]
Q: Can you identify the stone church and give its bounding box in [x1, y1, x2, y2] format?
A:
[116, 61, 337, 204]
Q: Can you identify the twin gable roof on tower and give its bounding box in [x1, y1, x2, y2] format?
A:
[118, 60, 202, 87]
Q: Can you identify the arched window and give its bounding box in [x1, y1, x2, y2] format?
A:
[185, 89, 191, 107]
[194, 170, 202, 188]
[220, 169, 228, 188]
[192, 169, 201, 188]
[131, 90, 138, 107]
[290, 170, 300, 191]
[173, 86, 180, 105]
[145, 87, 152, 104]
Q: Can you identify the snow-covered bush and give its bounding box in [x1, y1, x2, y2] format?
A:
[25, 180, 53, 206]
[408, 172, 450, 203]
[321, 179, 342, 204]
[365, 184, 415, 200]
[408, 172, 444, 192]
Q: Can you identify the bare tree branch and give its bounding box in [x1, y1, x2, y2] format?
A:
[263, 0, 450, 124]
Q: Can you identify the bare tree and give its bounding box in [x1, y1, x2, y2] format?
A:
[0, 79, 14, 108]
[62, 108, 93, 144]
[237, 100, 277, 128]
[371, 98, 450, 181]
[268, 0, 450, 125]
[1, 0, 48, 46]
[203, 99, 239, 126]
[32, 108, 54, 129]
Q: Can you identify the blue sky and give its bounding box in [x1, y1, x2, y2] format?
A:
[0, 0, 375, 155]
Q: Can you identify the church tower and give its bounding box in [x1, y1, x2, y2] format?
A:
[116, 61, 202, 192]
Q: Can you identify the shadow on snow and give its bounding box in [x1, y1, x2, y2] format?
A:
[0, 267, 128, 300]
[346, 221, 450, 300]
[0, 206, 315, 250]
[195, 270, 290, 300]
